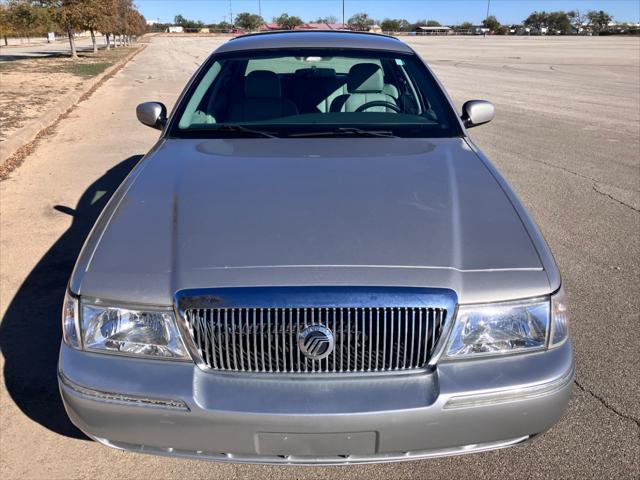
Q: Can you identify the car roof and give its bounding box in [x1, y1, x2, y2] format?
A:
[214, 31, 414, 54]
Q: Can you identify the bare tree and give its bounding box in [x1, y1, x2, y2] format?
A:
[568, 10, 588, 34]
[348, 12, 373, 31]
[315, 15, 337, 23]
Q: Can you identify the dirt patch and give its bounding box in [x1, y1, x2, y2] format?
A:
[0, 45, 146, 178]
[0, 47, 137, 142]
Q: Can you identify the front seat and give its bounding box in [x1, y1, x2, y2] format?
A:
[330, 63, 398, 113]
[229, 70, 298, 122]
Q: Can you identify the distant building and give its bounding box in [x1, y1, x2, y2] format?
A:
[414, 25, 451, 35]
[167, 26, 184, 33]
[369, 24, 382, 33]
[260, 23, 281, 31]
[256, 23, 351, 31]
[326, 23, 350, 30]
[293, 22, 350, 31]
[294, 23, 327, 30]
[528, 27, 548, 35]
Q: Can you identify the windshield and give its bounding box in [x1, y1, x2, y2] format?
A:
[170, 48, 461, 138]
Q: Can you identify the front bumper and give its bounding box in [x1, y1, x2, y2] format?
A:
[59, 341, 574, 465]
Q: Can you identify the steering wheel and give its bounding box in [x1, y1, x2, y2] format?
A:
[355, 101, 401, 113]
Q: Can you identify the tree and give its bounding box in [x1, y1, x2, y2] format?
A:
[125, 7, 146, 42]
[587, 10, 612, 34]
[524, 11, 547, 31]
[546, 11, 571, 34]
[114, 0, 130, 46]
[35, 1, 85, 57]
[398, 19, 411, 31]
[568, 10, 588, 34]
[274, 13, 303, 30]
[315, 15, 337, 23]
[380, 18, 400, 32]
[79, 0, 113, 52]
[98, 0, 118, 49]
[482, 15, 500, 32]
[235, 12, 263, 31]
[348, 12, 373, 31]
[7, 1, 40, 43]
[28, 0, 144, 55]
[426, 20, 441, 27]
[173, 13, 203, 29]
[209, 20, 232, 32]
[460, 21, 473, 31]
[0, 4, 9, 45]
[0, 3, 17, 46]
[379, 18, 410, 32]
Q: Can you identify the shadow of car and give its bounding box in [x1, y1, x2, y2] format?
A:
[0, 154, 142, 439]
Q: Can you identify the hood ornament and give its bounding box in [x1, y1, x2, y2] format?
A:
[298, 325, 334, 361]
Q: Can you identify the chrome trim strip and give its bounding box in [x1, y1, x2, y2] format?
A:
[90, 434, 531, 465]
[176, 287, 457, 310]
[174, 287, 457, 376]
[443, 363, 575, 410]
[58, 371, 190, 411]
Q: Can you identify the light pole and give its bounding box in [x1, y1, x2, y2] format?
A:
[485, 0, 491, 22]
[229, 0, 233, 26]
[342, 0, 345, 26]
[258, 0, 262, 18]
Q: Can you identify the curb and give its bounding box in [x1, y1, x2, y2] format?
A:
[0, 43, 148, 179]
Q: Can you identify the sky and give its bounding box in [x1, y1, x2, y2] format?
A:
[135, 0, 640, 25]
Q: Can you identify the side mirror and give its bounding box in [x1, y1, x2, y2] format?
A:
[461, 100, 495, 128]
[136, 102, 167, 130]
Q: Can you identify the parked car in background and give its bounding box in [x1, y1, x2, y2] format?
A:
[59, 31, 573, 464]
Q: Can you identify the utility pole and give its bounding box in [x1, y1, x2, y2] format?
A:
[342, 0, 345, 26]
[258, 0, 262, 18]
[484, 0, 491, 37]
[229, 0, 233, 26]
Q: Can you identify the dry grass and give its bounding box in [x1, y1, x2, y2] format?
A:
[0, 46, 137, 75]
[0, 44, 146, 178]
[0, 47, 137, 143]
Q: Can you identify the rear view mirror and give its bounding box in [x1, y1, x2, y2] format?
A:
[461, 100, 495, 128]
[136, 102, 167, 130]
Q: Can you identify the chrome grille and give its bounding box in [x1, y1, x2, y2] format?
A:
[185, 307, 447, 373]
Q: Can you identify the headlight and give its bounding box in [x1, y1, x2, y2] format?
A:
[445, 297, 549, 358]
[60, 294, 191, 360]
[62, 291, 81, 350]
[549, 286, 569, 348]
[81, 303, 189, 359]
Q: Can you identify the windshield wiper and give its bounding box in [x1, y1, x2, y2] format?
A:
[191, 124, 279, 138]
[287, 127, 397, 138]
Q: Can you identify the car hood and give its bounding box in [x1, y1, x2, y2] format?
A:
[73, 137, 549, 305]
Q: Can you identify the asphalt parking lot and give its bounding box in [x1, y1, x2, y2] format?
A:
[0, 35, 638, 479]
[0, 37, 106, 61]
